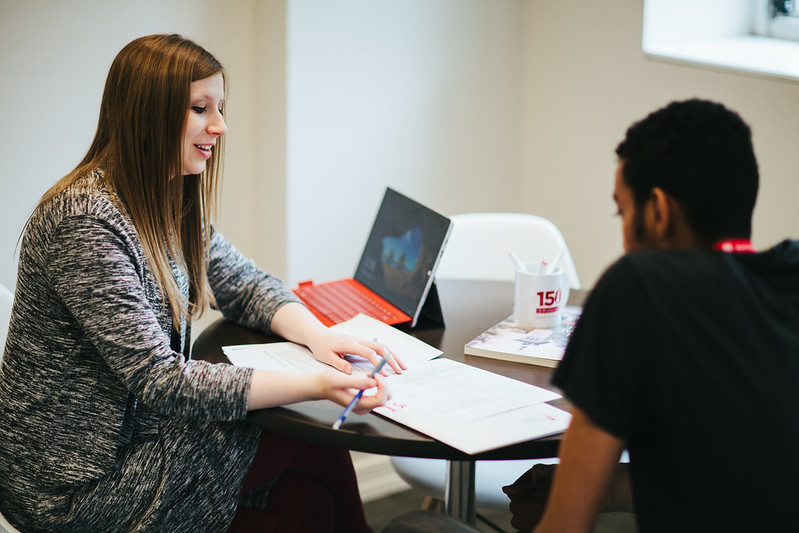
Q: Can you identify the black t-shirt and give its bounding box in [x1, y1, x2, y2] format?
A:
[553, 240, 799, 532]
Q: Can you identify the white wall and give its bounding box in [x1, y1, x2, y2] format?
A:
[0, 0, 521, 291]
[0, 0, 263, 290]
[521, 1, 799, 287]
[2, 0, 798, 294]
[284, 0, 523, 285]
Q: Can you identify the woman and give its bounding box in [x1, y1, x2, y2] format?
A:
[0, 34, 403, 532]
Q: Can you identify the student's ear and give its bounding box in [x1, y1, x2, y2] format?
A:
[648, 187, 694, 248]
[648, 187, 673, 243]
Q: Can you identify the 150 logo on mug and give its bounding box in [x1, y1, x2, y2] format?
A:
[537, 290, 562, 313]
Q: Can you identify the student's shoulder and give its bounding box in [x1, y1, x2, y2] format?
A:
[595, 248, 713, 297]
[763, 239, 799, 263]
[594, 250, 669, 286]
[611, 247, 713, 275]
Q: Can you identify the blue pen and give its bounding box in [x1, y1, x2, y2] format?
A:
[332, 355, 389, 430]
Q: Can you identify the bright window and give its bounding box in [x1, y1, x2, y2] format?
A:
[754, 0, 799, 41]
[643, 0, 799, 82]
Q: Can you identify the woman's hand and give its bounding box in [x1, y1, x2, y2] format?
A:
[304, 328, 406, 376]
[247, 368, 390, 411]
[269, 302, 407, 375]
[316, 371, 389, 414]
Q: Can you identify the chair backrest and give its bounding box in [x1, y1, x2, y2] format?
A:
[0, 284, 13, 358]
[435, 213, 581, 289]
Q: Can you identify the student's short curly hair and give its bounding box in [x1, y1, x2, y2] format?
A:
[615, 99, 759, 245]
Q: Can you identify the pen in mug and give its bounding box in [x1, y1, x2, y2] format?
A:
[332, 354, 390, 430]
[537, 256, 549, 275]
[545, 247, 565, 275]
[507, 248, 527, 273]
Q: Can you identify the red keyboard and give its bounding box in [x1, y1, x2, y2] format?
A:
[293, 279, 410, 326]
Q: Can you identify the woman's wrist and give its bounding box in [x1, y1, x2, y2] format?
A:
[270, 302, 328, 345]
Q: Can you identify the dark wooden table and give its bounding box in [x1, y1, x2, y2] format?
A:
[192, 279, 584, 522]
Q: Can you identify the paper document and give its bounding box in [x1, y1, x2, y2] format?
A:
[223, 313, 570, 454]
[375, 358, 558, 423]
[373, 358, 571, 454]
[223, 313, 442, 376]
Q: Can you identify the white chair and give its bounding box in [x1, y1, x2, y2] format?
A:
[435, 212, 581, 288]
[0, 510, 20, 533]
[0, 283, 22, 533]
[391, 213, 580, 524]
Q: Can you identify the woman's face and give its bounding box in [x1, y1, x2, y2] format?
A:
[182, 73, 227, 176]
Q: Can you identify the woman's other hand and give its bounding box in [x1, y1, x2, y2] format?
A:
[316, 371, 389, 414]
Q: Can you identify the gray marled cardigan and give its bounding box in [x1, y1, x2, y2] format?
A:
[0, 171, 300, 532]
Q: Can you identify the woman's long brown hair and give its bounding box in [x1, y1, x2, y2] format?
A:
[35, 34, 224, 330]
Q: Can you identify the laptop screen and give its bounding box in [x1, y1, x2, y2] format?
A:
[354, 188, 451, 321]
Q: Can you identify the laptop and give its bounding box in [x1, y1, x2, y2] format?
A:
[293, 187, 451, 328]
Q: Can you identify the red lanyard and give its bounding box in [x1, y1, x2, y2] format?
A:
[712, 239, 755, 253]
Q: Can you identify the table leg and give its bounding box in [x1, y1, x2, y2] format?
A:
[444, 459, 476, 525]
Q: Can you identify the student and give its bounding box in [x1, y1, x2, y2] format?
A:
[504, 99, 799, 532]
[0, 34, 405, 533]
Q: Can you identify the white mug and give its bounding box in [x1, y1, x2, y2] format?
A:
[513, 265, 570, 329]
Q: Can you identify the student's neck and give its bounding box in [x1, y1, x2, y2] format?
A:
[659, 226, 701, 250]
